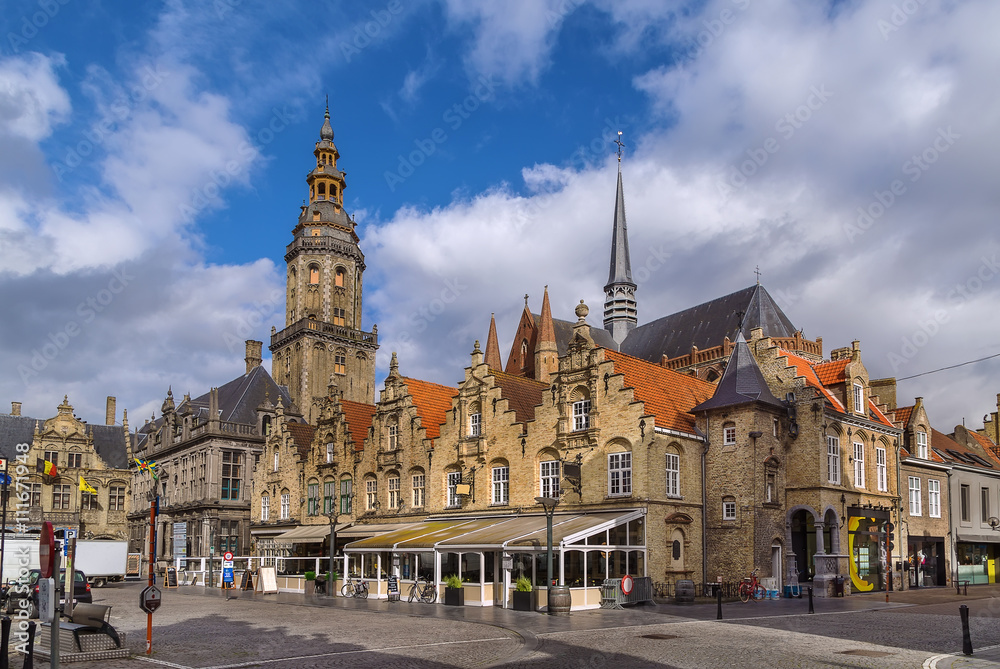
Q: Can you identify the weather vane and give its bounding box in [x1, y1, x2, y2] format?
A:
[614, 131, 625, 163]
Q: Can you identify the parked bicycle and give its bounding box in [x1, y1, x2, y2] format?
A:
[340, 577, 369, 599]
[407, 577, 437, 604]
[738, 568, 767, 603]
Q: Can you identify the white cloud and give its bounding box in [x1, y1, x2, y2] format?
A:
[0, 52, 70, 141]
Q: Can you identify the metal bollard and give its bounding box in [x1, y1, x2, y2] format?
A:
[22, 620, 35, 669]
[808, 586, 814, 614]
[960, 604, 973, 656]
[716, 585, 723, 620]
[1, 616, 10, 669]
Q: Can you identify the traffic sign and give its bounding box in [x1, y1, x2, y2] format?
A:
[140, 585, 162, 614]
[66, 529, 78, 539]
[223, 551, 233, 562]
[620, 573, 634, 595]
[39, 521, 56, 578]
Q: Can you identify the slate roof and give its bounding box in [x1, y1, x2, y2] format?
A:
[691, 333, 784, 412]
[537, 315, 618, 355]
[401, 377, 457, 441]
[0, 413, 129, 469]
[341, 400, 376, 451]
[490, 370, 546, 425]
[0, 414, 37, 461]
[603, 349, 716, 433]
[607, 170, 634, 287]
[619, 284, 798, 363]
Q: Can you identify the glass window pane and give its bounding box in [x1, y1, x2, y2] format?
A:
[628, 518, 645, 546]
[442, 552, 460, 582]
[462, 553, 481, 583]
[534, 553, 549, 588]
[565, 550, 585, 587]
[586, 550, 606, 587]
[609, 550, 628, 579]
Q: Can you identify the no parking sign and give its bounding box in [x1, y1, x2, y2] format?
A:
[222, 551, 234, 585]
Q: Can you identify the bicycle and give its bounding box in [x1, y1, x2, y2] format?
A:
[407, 577, 437, 604]
[738, 568, 767, 603]
[340, 578, 369, 599]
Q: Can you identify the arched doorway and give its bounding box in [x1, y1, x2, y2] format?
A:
[790, 509, 816, 581]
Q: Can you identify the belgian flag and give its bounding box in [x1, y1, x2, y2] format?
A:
[36, 458, 57, 477]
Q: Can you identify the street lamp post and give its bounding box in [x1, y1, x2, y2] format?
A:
[327, 510, 341, 594]
[535, 496, 562, 614]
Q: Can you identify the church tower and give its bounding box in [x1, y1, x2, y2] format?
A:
[270, 104, 378, 421]
[603, 132, 637, 345]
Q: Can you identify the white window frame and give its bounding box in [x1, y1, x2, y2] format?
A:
[387, 425, 398, 450]
[876, 447, 887, 492]
[447, 471, 462, 507]
[273, 450, 279, 472]
[573, 400, 591, 431]
[412, 474, 425, 508]
[492, 466, 509, 505]
[280, 493, 290, 520]
[387, 476, 400, 509]
[853, 442, 865, 489]
[827, 436, 841, 484]
[909, 476, 922, 516]
[469, 412, 481, 437]
[928, 479, 941, 518]
[540, 460, 561, 498]
[365, 478, 377, 511]
[665, 453, 680, 498]
[326, 443, 335, 463]
[854, 384, 864, 414]
[723, 425, 737, 445]
[261, 495, 269, 521]
[916, 431, 928, 459]
[723, 500, 737, 521]
[608, 452, 632, 497]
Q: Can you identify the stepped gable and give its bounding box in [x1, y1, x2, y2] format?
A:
[620, 284, 797, 363]
[400, 377, 458, 441]
[778, 349, 846, 412]
[489, 370, 546, 425]
[603, 349, 716, 433]
[691, 332, 784, 412]
[341, 400, 376, 451]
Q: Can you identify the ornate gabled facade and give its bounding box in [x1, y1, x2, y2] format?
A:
[0, 397, 132, 541]
[269, 106, 378, 421]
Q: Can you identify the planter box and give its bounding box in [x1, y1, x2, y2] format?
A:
[512, 590, 534, 611]
[304, 580, 316, 595]
[444, 587, 464, 606]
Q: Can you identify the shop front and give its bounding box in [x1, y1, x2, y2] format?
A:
[955, 542, 998, 585]
[848, 510, 889, 593]
[907, 537, 945, 587]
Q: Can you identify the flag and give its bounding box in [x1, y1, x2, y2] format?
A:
[134, 457, 158, 480]
[36, 458, 57, 477]
[79, 476, 98, 495]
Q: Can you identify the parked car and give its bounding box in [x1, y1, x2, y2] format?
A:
[23, 569, 93, 618]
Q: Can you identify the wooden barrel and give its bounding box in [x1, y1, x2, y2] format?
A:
[548, 585, 572, 615]
[675, 579, 695, 604]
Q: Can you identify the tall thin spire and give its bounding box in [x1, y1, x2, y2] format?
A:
[320, 97, 334, 141]
[484, 314, 502, 370]
[603, 131, 637, 346]
[535, 287, 558, 382]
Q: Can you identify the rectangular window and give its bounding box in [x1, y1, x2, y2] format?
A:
[773, 418, 779, 437]
[854, 384, 864, 414]
[492, 466, 509, 505]
[221, 451, 242, 501]
[916, 431, 928, 459]
[876, 447, 887, 492]
[723, 500, 736, 520]
[928, 479, 941, 518]
[334, 353, 346, 375]
[340, 479, 353, 515]
[273, 451, 279, 472]
[447, 471, 462, 507]
[332, 307, 346, 326]
[280, 493, 290, 520]
[540, 460, 560, 498]
[961, 484, 971, 522]
[412, 474, 425, 508]
[853, 442, 865, 489]
[81, 488, 99, 510]
[366, 479, 377, 511]
[469, 413, 481, 437]
[766, 472, 775, 503]
[52, 484, 70, 510]
[387, 425, 398, 449]
[307, 483, 319, 516]
[388, 476, 400, 509]
[261, 496, 269, 521]
[608, 452, 632, 497]
[323, 480, 335, 514]
[665, 453, 680, 498]
[982, 487, 990, 523]
[326, 443, 335, 463]
[109, 484, 125, 511]
[67, 453, 82, 468]
[827, 436, 841, 484]
[29, 483, 41, 507]
[724, 426, 736, 445]
[573, 400, 591, 431]
[909, 477, 922, 516]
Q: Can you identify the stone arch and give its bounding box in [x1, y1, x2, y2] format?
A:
[822, 506, 841, 554]
[786, 505, 821, 583]
[569, 385, 590, 402]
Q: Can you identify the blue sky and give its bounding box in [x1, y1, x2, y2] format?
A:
[2, 0, 999, 435]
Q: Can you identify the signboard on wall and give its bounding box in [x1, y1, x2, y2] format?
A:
[173, 522, 187, 558]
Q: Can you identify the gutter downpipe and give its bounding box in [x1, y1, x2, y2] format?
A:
[947, 467, 955, 587]
[697, 421, 709, 591]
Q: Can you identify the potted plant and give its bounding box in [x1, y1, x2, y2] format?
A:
[512, 575, 534, 611]
[444, 574, 464, 606]
[304, 570, 316, 595]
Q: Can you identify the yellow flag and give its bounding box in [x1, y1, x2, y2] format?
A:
[79, 476, 98, 494]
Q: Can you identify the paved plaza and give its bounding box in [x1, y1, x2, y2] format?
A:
[8, 582, 1000, 668]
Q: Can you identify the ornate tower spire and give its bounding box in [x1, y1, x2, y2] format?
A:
[535, 286, 558, 383]
[484, 313, 503, 370]
[604, 131, 637, 345]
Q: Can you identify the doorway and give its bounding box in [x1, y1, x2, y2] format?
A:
[771, 543, 782, 589]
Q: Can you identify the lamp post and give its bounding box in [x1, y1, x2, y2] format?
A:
[327, 509, 341, 594]
[535, 496, 560, 613]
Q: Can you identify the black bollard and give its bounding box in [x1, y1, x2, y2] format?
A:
[1, 616, 10, 669]
[960, 604, 973, 656]
[716, 585, 723, 620]
[22, 620, 35, 669]
[808, 586, 814, 614]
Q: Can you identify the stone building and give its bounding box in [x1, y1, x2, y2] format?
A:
[945, 424, 1000, 585]
[0, 397, 132, 540]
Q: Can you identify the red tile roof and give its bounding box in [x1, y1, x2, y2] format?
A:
[777, 350, 845, 411]
[966, 430, 1000, 466]
[603, 349, 716, 433]
[934, 428, 997, 469]
[401, 377, 458, 440]
[341, 400, 376, 451]
[867, 400, 895, 429]
[287, 422, 316, 460]
[894, 405, 914, 427]
[814, 358, 849, 385]
[490, 370, 546, 425]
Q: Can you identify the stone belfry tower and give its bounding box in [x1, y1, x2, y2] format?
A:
[603, 132, 637, 345]
[270, 103, 378, 420]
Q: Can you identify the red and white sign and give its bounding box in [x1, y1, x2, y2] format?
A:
[223, 551, 234, 562]
[39, 521, 56, 578]
[620, 573, 634, 595]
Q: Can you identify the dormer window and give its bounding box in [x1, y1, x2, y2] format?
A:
[916, 431, 928, 459]
[853, 383, 864, 414]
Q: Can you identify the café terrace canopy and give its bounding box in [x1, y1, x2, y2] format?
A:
[273, 524, 349, 544]
[344, 510, 644, 553]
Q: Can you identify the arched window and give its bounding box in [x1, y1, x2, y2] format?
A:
[364, 476, 378, 511]
[307, 478, 320, 516]
[706, 369, 720, 383]
[318, 182, 326, 198]
[665, 447, 681, 498]
[468, 401, 481, 437]
[261, 494, 270, 521]
[410, 468, 426, 508]
[335, 268, 345, 288]
[262, 415, 272, 436]
[520, 339, 528, 368]
[309, 265, 320, 285]
[387, 472, 400, 509]
[571, 386, 591, 431]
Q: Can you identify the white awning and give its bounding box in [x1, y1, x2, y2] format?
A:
[274, 524, 348, 543]
[336, 522, 422, 538]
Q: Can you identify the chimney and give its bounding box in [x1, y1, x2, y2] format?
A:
[245, 340, 263, 374]
[106, 396, 116, 425]
[11, 402, 21, 416]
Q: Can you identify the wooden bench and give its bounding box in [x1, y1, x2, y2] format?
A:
[61, 603, 122, 650]
[957, 580, 970, 595]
